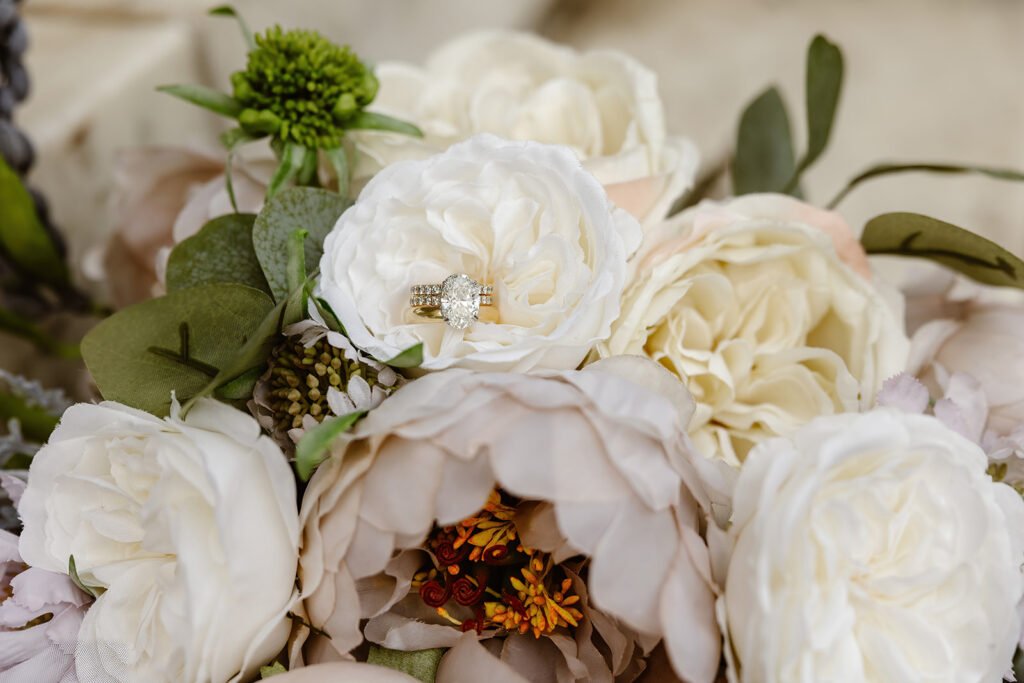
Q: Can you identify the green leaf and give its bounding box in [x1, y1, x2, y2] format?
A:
[266, 143, 307, 200]
[313, 297, 343, 332]
[383, 343, 423, 369]
[0, 155, 69, 287]
[347, 111, 424, 138]
[367, 646, 443, 683]
[0, 307, 80, 359]
[214, 365, 264, 400]
[286, 229, 309, 295]
[209, 5, 256, 51]
[322, 146, 350, 197]
[220, 128, 260, 212]
[69, 555, 103, 599]
[784, 34, 843, 193]
[252, 187, 352, 300]
[165, 214, 270, 294]
[861, 212, 1024, 289]
[259, 662, 287, 678]
[0, 391, 59, 443]
[295, 146, 320, 186]
[827, 162, 1024, 209]
[295, 410, 366, 481]
[81, 284, 275, 416]
[156, 84, 243, 118]
[731, 87, 799, 196]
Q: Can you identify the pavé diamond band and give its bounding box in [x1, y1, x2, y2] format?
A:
[410, 273, 493, 330]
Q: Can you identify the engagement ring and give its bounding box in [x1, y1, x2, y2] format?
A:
[409, 273, 493, 330]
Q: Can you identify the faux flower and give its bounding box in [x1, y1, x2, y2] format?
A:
[317, 133, 642, 372]
[598, 194, 908, 466]
[722, 409, 1024, 683]
[0, 474, 90, 681]
[100, 146, 269, 307]
[17, 398, 300, 682]
[294, 357, 726, 683]
[251, 316, 401, 448]
[351, 30, 698, 228]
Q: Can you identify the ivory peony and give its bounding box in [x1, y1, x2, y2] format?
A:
[294, 356, 727, 683]
[318, 134, 642, 372]
[723, 409, 1024, 683]
[599, 194, 908, 466]
[350, 30, 698, 228]
[17, 398, 300, 682]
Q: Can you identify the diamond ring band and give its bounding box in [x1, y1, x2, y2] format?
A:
[410, 274, 493, 330]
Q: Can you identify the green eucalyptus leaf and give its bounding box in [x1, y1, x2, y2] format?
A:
[165, 214, 270, 294]
[69, 555, 103, 599]
[0, 390, 59, 443]
[784, 34, 843, 193]
[265, 143, 306, 200]
[731, 87, 799, 196]
[156, 84, 243, 118]
[295, 410, 366, 481]
[366, 646, 443, 683]
[81, 284, 275, 416]
[322, 146, 350, 197]
[862, 212, 1024, 289]
[383, 343, 423, 369]
[0, 155, 68, 287]
[348, 111, 424, 138]
[209, 5, 256, 51]
[252, 187, 352, 300]
[827, 162, 1024, 209]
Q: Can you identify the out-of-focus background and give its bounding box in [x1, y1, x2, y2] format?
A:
[15, 0, 1024, 282]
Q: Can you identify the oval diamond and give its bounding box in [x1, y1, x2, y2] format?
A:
[440, 273, 481, 330]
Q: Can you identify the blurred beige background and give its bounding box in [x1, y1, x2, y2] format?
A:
[15, 0, 1024, 290]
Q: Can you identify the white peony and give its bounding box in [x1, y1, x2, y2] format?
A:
[351, 30, 698, 228]
[723, 409, 1024, 683]
[599, 194, 909, 466]
[318, 134, 642, 372]
[17, 398, 300, 682]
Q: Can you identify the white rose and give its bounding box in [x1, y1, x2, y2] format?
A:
[723, 410, 1024, 683]
[18, 398, 300, 682]
[598, 194, 908, 466]
[318, 134, 642, 372]
[351, 30, 698, 228]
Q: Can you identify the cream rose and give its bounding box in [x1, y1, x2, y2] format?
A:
[294, 357, 727, 683]
[18, 398, 300, 682]
[723, 409, 1024, 683]
[318, 134, 642, 372]
[599, 194, 908, 466]
[350, 30, 698, 228]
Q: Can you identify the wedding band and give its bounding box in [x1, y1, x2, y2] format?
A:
[409, 273, 493, 330]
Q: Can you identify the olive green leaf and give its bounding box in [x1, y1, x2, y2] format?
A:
[220, 128, 260, 212]
[367, 646, 443, 683]
[861, 212, 1024, 289]
[731, 87, 799, 195]
[165, 214, 270, 294]
[209, 5, 256, 51]
[81, 284, 275, 416]
[348, 111, 424, 138]
[69, 555, 103, 599]
[322, 146, 350, 197]
[784, 34, 843, 193]
[0, 155, 68, 287]
[0, 306, 79, 359]
[383, 342, 424, 369]
[259, 662, 287, 678]
[156, 84, 243, 118]
[827, 162, 1024, 209]
[252, 187, 352, 300]
[295, 410, 366, 481]
[266, 142, 307, 200]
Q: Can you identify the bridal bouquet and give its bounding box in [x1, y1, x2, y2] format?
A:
[3, 7, 1024, 683]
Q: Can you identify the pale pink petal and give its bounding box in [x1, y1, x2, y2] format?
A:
[877, 374, 930, 414]
[436, 633, 530, 683]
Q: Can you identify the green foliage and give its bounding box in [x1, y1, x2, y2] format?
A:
[294, 410, 366, 481]
[861, 212, 1024, 290]
[0, 391, 58, 443]
[0, 155, 68, 287]
[155, 84, 243, 118]
[828, 162, 1024, 209]
[0, 307, 80, 359]
[165, 214, 270, 294]
[367, 646, 444, 683]
[253, 187, 352, 300]
[81, 284, 275, 416]
[731, 87, 798, 195]
[259, 662, 287, 678]
[784, 34, 843, 192]
[209, 5, 256, 50]
[348, 111, 424, 137]
[69, 555, 103, 599]
[383, 343, 424, 369]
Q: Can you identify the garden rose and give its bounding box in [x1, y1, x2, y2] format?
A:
[723, 410, 1024, 683]
[599, 194, 908, 466]
[318, 134, 642, 372]
[270, 662, 419, 682]
[351, 30, 698, 228]
[17, 398, 299, 682]
[294, 357, 726, 683]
